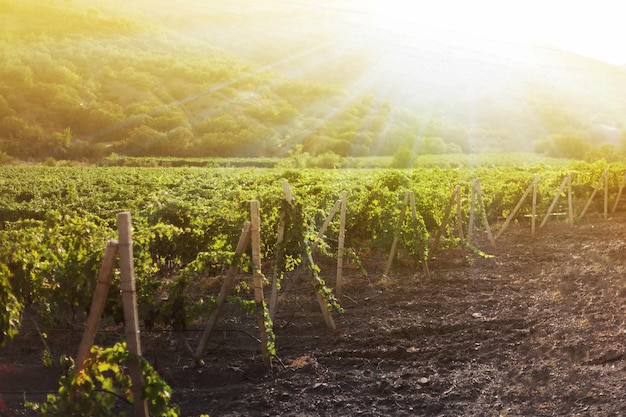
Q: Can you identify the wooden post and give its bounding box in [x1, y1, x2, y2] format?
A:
[455, 185, 465, 245]
[312, 198, 342, 252]
[611, 172, 626, 213]
[567, 174, 574, 226]
[531, 174, 538, 238]
[496, 182, 533, 240]
[285, 185, 337, 330]
[195, 222, 251, 360]
[288, 198, 341, 287]
[539, 176, 568, 229]
[429, 187, 457, 260]
[474, 180, 495, 247]
[117, 212, 149, 417]
[270, 181, 294, 320]
[604, 169, 609, 220]
[384, 191, 410, 277]
[409, 191, 431, 279]
[76, 240, 118, 374]
[336, 190, 347, 299]
[305, 249, 336, 330]
[467, 180, 477, 242]
[250, 201, 272, 369]
[579, 175, 603, 220]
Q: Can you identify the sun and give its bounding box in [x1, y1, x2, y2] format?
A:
[349, 0, 626, 66]
[338, 0, 537, 65]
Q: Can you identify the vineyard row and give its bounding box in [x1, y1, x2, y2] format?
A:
[0, 162, 624, 348]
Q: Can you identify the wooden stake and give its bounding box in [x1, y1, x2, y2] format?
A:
[496, 182, 534, 240]
[76, 240, 118, 374]
[409, 191, 431, 279]
[278, 186, 343, 326]
[467, 180, 477, 242]
[384, 191, 410, 277]
[611, 172, 626, 213]
[539, 176, 568, 229]
[286, 191, 341, 289]
[455, 185, 465, 245]
[604, 169, 609, 220]
[195, 222, 251, 360]
[312, 198, 342, 253]
[336, 190, 348, 299]
[474, 180, 495, 247]
[429, 187, 458, 260]
[579, 174, 603, 220]
[250, 201, 272, 369]
[117, 212, 149, 417]
[531, 175, 538, 238]
[305, 248, 336, 330]
[270, 181, 294, 320]
[567, 174, 574, 226]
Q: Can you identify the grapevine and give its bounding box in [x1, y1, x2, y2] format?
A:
[29, 342, 179, 417]
[0, 162, 625, 341]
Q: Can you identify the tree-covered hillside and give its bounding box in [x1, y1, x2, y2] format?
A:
[0, 0, 419, 160]
[1, 0, 626, 163]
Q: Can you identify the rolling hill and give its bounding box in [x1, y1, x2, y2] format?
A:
[1, 0, 626, 162]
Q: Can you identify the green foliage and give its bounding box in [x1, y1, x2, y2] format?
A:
[0, 161, 625, 341]
[0, 263, 21, 346]
[0, 212, 111, 323]
[417, 136, 463, 155]
[0, 0, 404, 162]
[29, 342, 179, 417]
[536, 134, 591, 160]
[260, 301, 277, 358]
[391, 146, 415, 168]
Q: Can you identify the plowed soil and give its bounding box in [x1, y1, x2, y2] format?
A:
[3, 217, 626, 416]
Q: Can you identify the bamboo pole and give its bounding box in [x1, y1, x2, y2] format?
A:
[579, 175, 603, 220]
[250, 201, 272, 369]
[117, 212, 149, 417]
[429, 187, 457, 260]
[474, 180, 495, 247]
[336, 190, 348, 299]
[495, 182, 534, 240]
[531, 174, 538, 238]
[76, 240, 119, 374]
[611, 172, 626, 213]
[539, 176, 568, 229]
[384, 191, 410, 277]
[195, 222, 251, 360]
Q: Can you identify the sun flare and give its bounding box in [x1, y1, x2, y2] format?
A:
[339, 0, 626, 66]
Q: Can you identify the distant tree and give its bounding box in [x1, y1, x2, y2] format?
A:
[312, 151, 344, 168]
[584, 143, 620, 163]
[124, 125, 165, 156]
[49, 127, 73, 157]
[0, 115, 44, 142]
[417, 137, 462, 155]
[0, 96, 15, 118]
[391, 146, 415, 168]
[537, 134, 591, 160]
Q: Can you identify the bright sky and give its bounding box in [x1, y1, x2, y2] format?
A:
[351, 0, 626, 66]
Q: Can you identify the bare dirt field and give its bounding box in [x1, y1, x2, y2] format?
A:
[3, 217, 626, 416]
